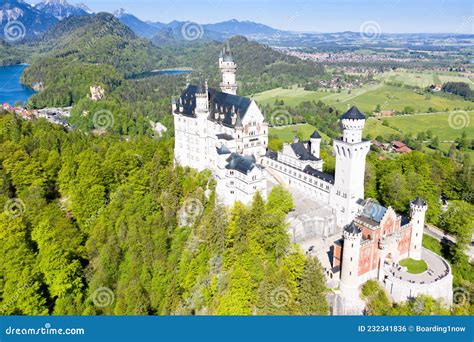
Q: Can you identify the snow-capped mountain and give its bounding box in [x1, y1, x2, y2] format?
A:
[113, 8, 162, 38]
[34, 0, 91, 20]
[75, 3, 94, 15]
[0, 0, 58, 40]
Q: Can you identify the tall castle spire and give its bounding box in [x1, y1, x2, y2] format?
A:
[331, 106, 371, 227]
[219, 41, 238, 95]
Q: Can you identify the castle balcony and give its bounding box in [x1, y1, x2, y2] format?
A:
[382, 248, 453, 305]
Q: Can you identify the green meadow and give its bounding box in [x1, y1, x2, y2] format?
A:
[269, 123, 331, 143]
[251, 86, 328, 107]
[253, 84, 473, 115]
[376, 70, 474, 89]
[375, 112, 474, 142]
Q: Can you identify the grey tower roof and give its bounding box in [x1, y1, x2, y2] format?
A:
[222, 41, 234, 62]
[225, 153, 257, 174]
[341, 106, 366, 120]
[310, 130, 321, 139]
[196, 78, 206, 93]
[345, 222, 361, 235]
[412, 197, 426, 206]
[291, 141, 319, 161]
[217, 145, 231, 155]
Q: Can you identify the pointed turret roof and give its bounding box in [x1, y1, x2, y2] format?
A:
[310, 130, 321, 139]
[412, 197, 426, 206]
[222, 40, 234, 62]
[345, 222, 361, 235]
[341, 106, 365, 120]
[217, 145, 231, 155]
[196, 77, 206, 94]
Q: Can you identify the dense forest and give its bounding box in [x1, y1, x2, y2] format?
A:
[0, 40, 25, 65]
[158, 36, 326, 96]
[1, 10, 473, 317]
[0, 112, 328, 315]
[442, 82, 474, 100]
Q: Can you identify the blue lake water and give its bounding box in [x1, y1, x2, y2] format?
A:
[0, 64, 36, 106]
[156, 69, 193, 75]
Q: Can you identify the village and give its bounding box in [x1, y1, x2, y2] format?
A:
[1, 103, 74, 130]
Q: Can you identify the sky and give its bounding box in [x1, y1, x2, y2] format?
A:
[28, 0, 474, 33]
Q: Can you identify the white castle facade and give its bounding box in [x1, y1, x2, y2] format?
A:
[172, 44, 453, 311]
[173, 44, 368, 229]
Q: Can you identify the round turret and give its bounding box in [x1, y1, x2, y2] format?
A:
[340, 106, 366, 143]
[410, 197, 428, 213]
[343, 222, 362, 241]
[409, 197, 428, 260]
[340, 222, 362, 293]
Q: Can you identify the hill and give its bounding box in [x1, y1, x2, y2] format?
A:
[0, 0, 58, 40]
[34, 0, 91, 20]
[205, 19, 281, 37]
[114, 8, 163, 38]
[159, 36, 325, 95]
[0, 40, 25, 65]
[22, 13, 163, 107]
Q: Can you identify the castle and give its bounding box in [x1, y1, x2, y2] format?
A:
[172, 44, 453, 312]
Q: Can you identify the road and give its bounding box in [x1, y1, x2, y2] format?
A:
[424, 224, 474, 261]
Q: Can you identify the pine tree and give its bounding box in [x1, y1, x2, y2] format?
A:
[297, 257, 329, 315]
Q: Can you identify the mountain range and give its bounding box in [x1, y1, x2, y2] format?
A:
[0, 0, 286, 43]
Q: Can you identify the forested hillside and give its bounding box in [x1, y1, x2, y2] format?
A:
[0, 112, 328, 315]
[21, 13, 163, 108]
[159, 36, 326, 95]
[0, 41, 25, 66]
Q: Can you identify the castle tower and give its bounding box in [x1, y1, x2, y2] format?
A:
[409, 197, 428, 260]
[196, 78, 209, 113]
[331, 106, 371, 227]
[309, 130, 322, 158]
[219, 42, 237, 95]
[340, 222, 362, 293]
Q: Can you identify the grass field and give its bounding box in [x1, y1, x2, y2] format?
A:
[381, 112, 473, 141]
[327, 85, 473, 114]
[251, 86, 328, 107]
[253, 84, 474, 115]
[269, 123, 331, 143]
[363, 117, 400, 139]
[422, 234, 443, 256]
[377, 70, 474, 89]
[399, 258, 428, 274]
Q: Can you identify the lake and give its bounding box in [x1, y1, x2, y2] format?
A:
[0, 64, 36, 106]
[157, 69, 193, 75]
